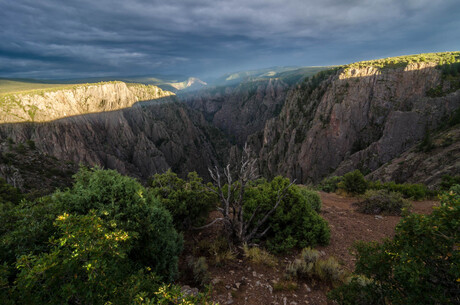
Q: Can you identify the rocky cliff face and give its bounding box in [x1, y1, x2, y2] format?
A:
[0, 82, 174, 123]
[182, 78, 289, 144]
[252, 62, 460, 185]
[0, 83, 230, 185]
[366, 125, 460, 186]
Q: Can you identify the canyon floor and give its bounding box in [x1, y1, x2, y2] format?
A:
[181, 192, 438, 305]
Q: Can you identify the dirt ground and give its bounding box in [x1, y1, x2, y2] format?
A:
[180, 192, 438, 305]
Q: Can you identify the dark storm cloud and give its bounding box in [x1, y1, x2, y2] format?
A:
[1, 0, 459, 79]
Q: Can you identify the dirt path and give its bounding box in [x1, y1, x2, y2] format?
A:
[194, 192, 438, 305]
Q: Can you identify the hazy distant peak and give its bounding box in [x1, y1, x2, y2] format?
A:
[170, 77, 207, 91]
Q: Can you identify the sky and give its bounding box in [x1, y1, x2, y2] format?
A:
[1, 0, 459, 80]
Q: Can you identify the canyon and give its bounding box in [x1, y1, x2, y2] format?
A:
[0, 54, 459, 192]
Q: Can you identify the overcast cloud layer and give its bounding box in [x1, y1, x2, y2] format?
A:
[1, 0, 459, 79]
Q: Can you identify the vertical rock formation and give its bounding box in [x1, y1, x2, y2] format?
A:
[253, 62, 460, 184]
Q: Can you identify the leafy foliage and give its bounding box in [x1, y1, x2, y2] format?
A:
[354, 190, 411, 215]
[298, 187, 322, 213]
[55, 167, 183, 281]
[318, 176, 343, 193]
[367, 180, 434, 200]
[320, 170, 434, 200]
[14, 212, 140, 304]
[244, 177, 330, 253]
[150, 170, 216, 230]
[0, 196, 63, 268]
[439, 175, 460, 191]
[339, 170, 367, 195]
[0, 177, 23, 204]
[329, 190, 460, 305]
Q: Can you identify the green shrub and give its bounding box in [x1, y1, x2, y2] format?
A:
[150, 170, 216, 230]
[243, 177, 330, 253]
[9, 212, 210, 305]
[367, 180, 432, 200]
[329, 191, 460, 305]
[0, 196, 63, 268]
[285, 248, 348, 286]
[0, 178, 23, 204]
[55, 167, 183, 281]
[14, 212, 140, 304]
[439, 175, 460, 191]
[318, 176, 343, 193]
[450, 184, 460, 194]
[354, 190, 411, 215]
[339, 170, 367, 195]
[298, 187, 322, 212]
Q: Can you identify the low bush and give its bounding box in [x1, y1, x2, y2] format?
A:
[243, 244, 277, 267]
[298, 187, 322, 212]
[318, 176, 343, 193]
[150, 170, 216, 230]
[354, 190, 411, 215]
[244, 177, 330, 253]
[329, 190, 460, 305]
[367, 181, 433, 200]
[285, 247, 348, 287]
[339, 170, 367, 195]
[439, 174, 460, 191]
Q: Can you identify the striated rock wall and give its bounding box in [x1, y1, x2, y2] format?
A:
[0, 83, 230, 182]
[253, 63, 460, 185]
[0, 82, 175, 123]
[0, 102, 230, 181]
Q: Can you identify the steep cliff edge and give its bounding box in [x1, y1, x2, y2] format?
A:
[0, 81, 175, 123]
[0, 82, 231, 187]
[253, 54, 460, 186]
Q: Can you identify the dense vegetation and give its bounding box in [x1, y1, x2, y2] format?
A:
[244, 177, 330, 253]
[329, 187, 460, 304]
[0, 165, 332, 304]
[150, 170, 217, 230]
[319, 169, 436, 200]
[0, 168, 194, 304]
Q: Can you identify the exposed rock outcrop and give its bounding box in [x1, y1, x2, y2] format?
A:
[0, 82, 174, 123]
[252, 62, 460, 185]
[366, 125, 460, 186]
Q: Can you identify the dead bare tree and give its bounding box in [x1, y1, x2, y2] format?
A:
[195, 144, 294, 246]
